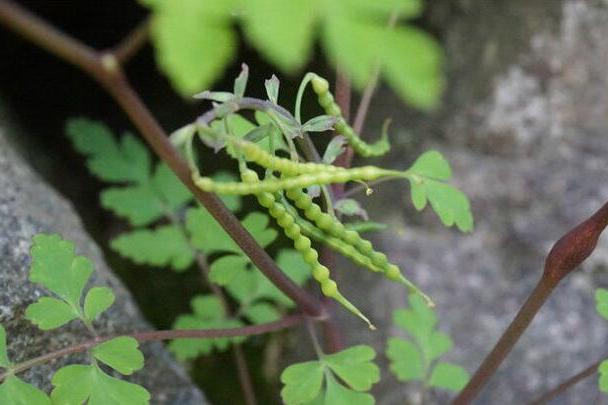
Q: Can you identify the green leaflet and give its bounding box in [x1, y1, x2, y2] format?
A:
[280, 345, 380, 405]
[110, 225, 194, 271]
[169, 295, 244, 360]
[26, 234, 115, 331]
[67, 118, 193, 227]
[407, 150, 474, 232]
[51, 364, 150, 405]
[0, 325, 9, 368]
[92, 337, 145, 376]
[0, 375, 50, 405]
[66, 119, 150, 183]
[386, 294, 469, 393]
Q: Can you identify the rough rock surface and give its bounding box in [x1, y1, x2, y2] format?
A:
[0, 128, 205, 404]
[340, 0, 608, 403]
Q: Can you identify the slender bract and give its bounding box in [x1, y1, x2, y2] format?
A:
[310, 74, 390, 157]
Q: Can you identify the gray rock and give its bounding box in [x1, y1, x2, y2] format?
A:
[341, 0, 608, 403]
[0, 128, 205, 404]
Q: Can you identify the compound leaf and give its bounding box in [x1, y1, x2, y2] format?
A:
[25, 297, 79, 330]
[29, 234, 93, 308]
[280, 361, 325, 405]
[386, 337, 424, 381]
[66, 119, 150, 184]
[110, 225, 194, 271]
[92, 337, 144, 376]
[394, 294, 437, 342]
[0, 324, 11, 368]
[429, 362, 469, 391]
[323, 345, 380, 391]
[241, 0, 315, 73]
[84, 287, 115, 322]
[0, 375, 50, 405]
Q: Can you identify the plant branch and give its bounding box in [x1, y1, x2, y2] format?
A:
[528, 359, 602, 405]
[109, 17, 150, 65]
[454, 201, 608, 404]
[0, 314, 304, 382]
[0, 0, 324, 318]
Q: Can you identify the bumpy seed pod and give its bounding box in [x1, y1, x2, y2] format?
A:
[310, 74, 390, 157]
[284, 186, 434, 307]
[193, 166, 400, 195]
[240, 168, 375, 328]
[230, 138, 343, 176]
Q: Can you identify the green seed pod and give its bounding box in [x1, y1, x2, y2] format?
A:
[303, 249, 319, 265]
[311, 75, 329, 95]
[321, 279, 337, 296]
[294, 236, 312, 251]
[312, 264, 330, 282]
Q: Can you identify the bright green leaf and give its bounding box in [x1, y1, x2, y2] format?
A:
[209, 254, 248, 286]
[596, 289, 608, 320]
[0, 375, 50, 405]
[51, 364, 150, 405]
[381, 26, 444, 109]
[394, 294, 437, 342]
[241, 0, 316, 73]
[0, 325, 10, 368]
[25, 297, 79, 330]
[428, 331, 453, 361]
[302, 115, 336, 133]
[409, 150, 452, 180]
[322, 136, 346, 165]
[424, 180, 473, 232]
[409, 180, 427, 211]
[324, 375, 374, 405]
[66, 119, 150, 184]
[29, 234, 93, 308]
[280, 361, 325, 405]
[101, 185, 165, 226]
[92, 337, 144, 375]
[110, 225, 194, 271]
[191, 295, 224, 320]
[169, 315, 244, 360]
[150, 0, 236, 95]
[84, 287, 115, 322]
[323, 345, 380, 391]
[386, 337, 424, 381]
[429, 362, 469, 391]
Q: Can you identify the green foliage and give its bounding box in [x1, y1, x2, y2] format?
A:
[140, 0, 443, 109]
[66, 118, 192, 227]
[169, 295, 245, 360]
[407, 151, 474, 232]
[26, 234, 115, 330]
[0, 375, 50, 405]
[599, 361, 608, 393]
[91, 337, 145, 375]
[386, 294, 469, 393]
[280, 345, 380, 404]
[596, 289, 608, 393]
[51, 363, 149, 405]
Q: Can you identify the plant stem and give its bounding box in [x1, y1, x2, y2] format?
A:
[528, 360, 602, 405]
[454, 200, 608, 404]
[0, 0, 324, 318]
[0, 314, 304, 382]
[453, 276, 557, 404]
[109, 17, 149, 65]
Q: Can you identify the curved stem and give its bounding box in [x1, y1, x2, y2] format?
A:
[109, 17, 149, 65]
[0, 0, 324, 318]
[0, 314, 305, 382]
